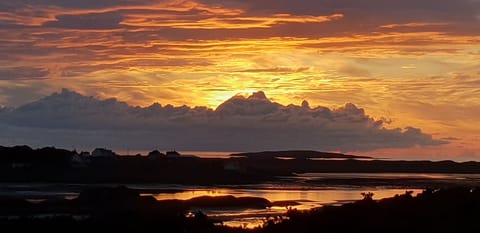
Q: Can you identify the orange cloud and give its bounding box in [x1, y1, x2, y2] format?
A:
[0, 5, 60, 26]
[380, 22, 451, 29]
[120, 13, 343, 29]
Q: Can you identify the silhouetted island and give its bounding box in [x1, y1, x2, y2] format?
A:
[231, 150, 371, 159]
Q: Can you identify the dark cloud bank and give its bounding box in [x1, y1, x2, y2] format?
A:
[0, 89, 446, 152]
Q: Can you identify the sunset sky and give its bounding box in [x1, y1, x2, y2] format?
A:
[0, 0, 479, 160]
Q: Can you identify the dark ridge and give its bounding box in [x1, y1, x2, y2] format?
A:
[231, 150, 371, 159]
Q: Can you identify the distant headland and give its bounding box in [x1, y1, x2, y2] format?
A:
[231, 150, 371, 159]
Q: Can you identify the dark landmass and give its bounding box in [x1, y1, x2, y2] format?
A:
[1, 145, 480, 186]
[1, 186, 480, 232]
[231, 150, 370, 159]
[258, 186, 480, 233]
[0, 145, 275, 184]
[305, 176, 480, 188]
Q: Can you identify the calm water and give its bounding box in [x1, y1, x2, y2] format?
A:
[3, 172, 480, 228]
[142, 186, 420, 228]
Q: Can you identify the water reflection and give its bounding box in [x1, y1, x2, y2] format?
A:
[148, 187, 420, 208]
[146, 187, 421, 228]
[4, 172, 479, 228]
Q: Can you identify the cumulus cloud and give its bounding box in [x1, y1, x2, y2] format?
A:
[0, 81, 53, 106]
[0, 89, 446, 152]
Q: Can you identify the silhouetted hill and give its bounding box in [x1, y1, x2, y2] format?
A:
[231, 150, 370, 159]
[0, 145, 74, 166]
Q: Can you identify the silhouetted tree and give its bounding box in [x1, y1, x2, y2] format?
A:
[361, 192, 375, 201]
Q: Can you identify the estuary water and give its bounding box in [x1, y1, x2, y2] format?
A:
[144, 185, 421, 228]
[3, 172, 480, 228]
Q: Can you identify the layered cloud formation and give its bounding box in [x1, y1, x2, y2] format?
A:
[0, 0, 478, 158]
[0, 89, 445, 152]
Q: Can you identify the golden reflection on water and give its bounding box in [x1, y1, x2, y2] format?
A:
[143, 187, 421, 228]
[145, 188, 421, 228]
[148, 189, 236, 200]
[148, 188, 420, 206]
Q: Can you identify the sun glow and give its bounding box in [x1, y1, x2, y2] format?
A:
[207, 89, 259, 109]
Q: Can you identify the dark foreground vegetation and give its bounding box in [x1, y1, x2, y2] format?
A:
[1, 186, 480, 233]
[260, 187, 480, 233]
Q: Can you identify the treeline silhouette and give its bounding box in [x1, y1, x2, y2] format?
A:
[1, 186, 480, 232]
